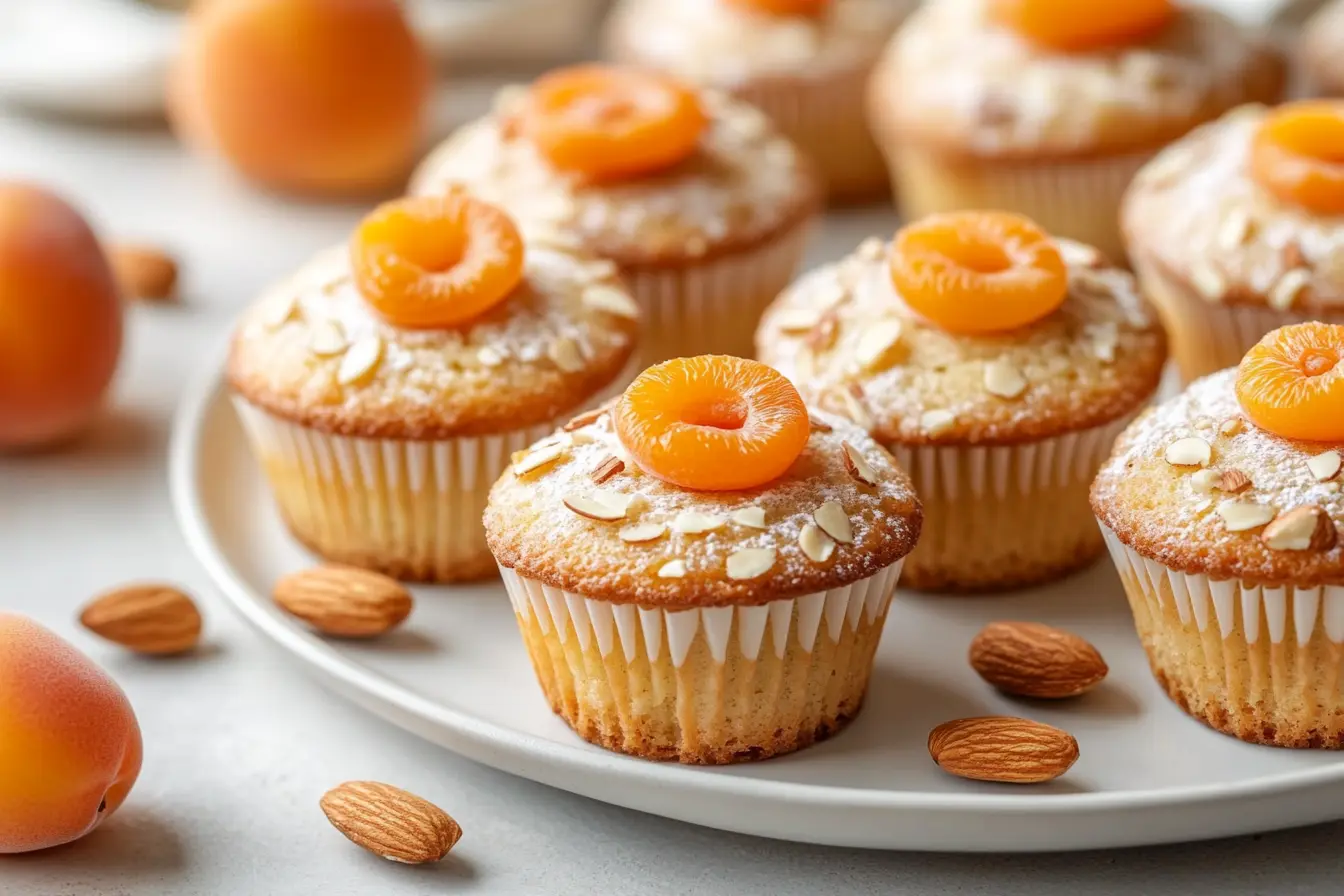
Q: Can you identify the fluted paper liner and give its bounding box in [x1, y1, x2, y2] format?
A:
[499, 560, 904, 764]
[1101, 522, 1344, 748]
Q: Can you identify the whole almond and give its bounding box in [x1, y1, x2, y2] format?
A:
[79, 584, 202, 655]
[320, 781, 461, 864]
[273, 566, 412, 638]
[108, 243, 178, 302]
[969, 622, 1108, 699]
[928, 717, 1079, 784]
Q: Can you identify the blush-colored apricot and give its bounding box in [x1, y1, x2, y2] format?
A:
[0, 614, 142, 854]
[0, 183, 123, 450]
[169, 0, 432, 197]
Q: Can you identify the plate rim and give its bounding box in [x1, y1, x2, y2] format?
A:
[168, 348, 1344, 843]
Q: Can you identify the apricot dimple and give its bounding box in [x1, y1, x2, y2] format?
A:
[520, 64, 707, 183]
[888, 211, 1069, 336]
[1250, 101, 1344, 215]
[723, 0, 832, 16]
[0, 614, 142, 853]
[989, 0, 1175, 52]
[350, 193, 525, 330]
[614, 355, 810, 492]
[1236, 322, 1344, 443]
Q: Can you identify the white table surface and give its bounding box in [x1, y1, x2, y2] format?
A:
[2, 89, 1343, 895]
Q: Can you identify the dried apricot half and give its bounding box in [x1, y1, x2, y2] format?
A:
[1250, 101, 1344, 216]
[888, 211, 1068, 336]
[350, 192, 524, 329]
[723, 0, 831, 15]
[614, 356, 810, 492]
[989, 0, 1175, 52]
[1236, 323, 1344, 443]
[519, 64, 707, 183]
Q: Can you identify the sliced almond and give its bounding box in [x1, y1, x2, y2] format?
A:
[562, 491, 628, 522]
[657, 559, 688, 578]
[983, 360, 1027, 399]
[841, 441, 878, 486]
[476, 346, 505, 367]
[619, 522, 666, 544]
[262, 294, 298, 329]
[1216, 208, 1252, 250]
[1220, 416, 1245, 436]
[856, 237, 885, 261]
[808, 414, 833, 434]
[337, 336, 383, 385]
[774, 307, 824, 333]
[582, 284, 640, 319]
[806, 311, 839, 353]
[548, 337, 585, 372]
[854, 318, 904, 371]
[1282, 240, 1306, 270]
[920, 409, 957, 437]
[1216, 499, 1277, 533]
[512, 443, 567, 477]
[726, 547, 776, 580]
[1086, 322, 1119, 363]
[309, 321, 348, 356]
[1263, 506, 1337, 552]
[840, 388, 873, 432]
[589, 454, 625, 485]
[1218, 469, 1252, 494]
[798, 523, 835, 563]
[731, 506, 767, 529]
[1308, 451, 1342, 483]
[813, 500, 854, 545]
[1268, 268, 1312, 311]
[563, 408, 607, 432]
[1189, 469, 1220, 494]
[1164, 436, 1212, 468]
[1190, 262, 1227, 302]
[670, 510, 725, 534]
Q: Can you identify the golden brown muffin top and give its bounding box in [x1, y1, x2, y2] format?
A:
[1123, 104, 1344, 314]
[1304, 1, 1344, 95]
[754, 237, 1167, 447]
[605, 0, 912, 85]
[1092, 369, 1344, 587]
[409, 88, 820, 267]
[484, 407, 922, 608]
[227, 237, 639, 439]
[871, 0, 1284, 160]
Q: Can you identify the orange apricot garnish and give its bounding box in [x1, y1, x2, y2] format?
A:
[1250, 101, 1344, 216]
[989, 0, 1175, 52]
[614, 356, 810, 492]
[350, 192, 524, 330]
[1236, 323, 1344, 443]
[722, 0, 832, 16]
[888, 211, 1069, 336]
[519, 64, 707, 183]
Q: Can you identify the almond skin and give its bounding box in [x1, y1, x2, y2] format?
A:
[79, 584, 202, 655]
[928, 716, 1079, 784]
[272, 566, 412, 638]
[320, 781, 461, 864]
[969, 621, 1108, 699]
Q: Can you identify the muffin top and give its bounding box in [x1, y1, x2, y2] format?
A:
[227, 202, 639, 439]
[410, 68, 820, 267]
[755, 220, 1167, 447]
[605, 0, 911, 85]
[1304, 0, 1344, 95]
[1122, 103, 1344, 314]
[1092, 369, 1343, 588]
[872, 0, 1284, 159]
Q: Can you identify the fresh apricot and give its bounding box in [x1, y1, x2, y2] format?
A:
[614, 355, 810, 491]
[519, 64, 707, 183]
[1236, 323, 1344, 443]
[0, 614, 142, 854]
[989, 0, 1175, 52]
[169, 0, 431, 197]
[350, 193, 525, 329]
[888, 211, 1068, 336]
[0, 183, 122, 450]
[723, 0, 832, 16]
[1250, 101, 1344, 216]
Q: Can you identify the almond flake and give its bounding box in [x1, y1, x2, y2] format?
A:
[590, 454, 625, 485]
[1308, 451, 1342, 483]
[512, 443, 567, 477]
[337, 336, 383, 385]
[798, 523, 835, 563]
[1216, 499, 1277, 533]
[262, 294, 297, 329]
[1190, 469, 1220, 494]
[670, 511, 725, 534]
[563, 408, 606, 432]
[1086, 322, 1119, 363]
[806, 311, 839, 353]
[1217, 209, 1252, 251]
[582, 285, 640, 319]
[726, 548, 776, 581]
[855, 319, 904, 371]
[841, 389, 874, 432]
[1058, 240, 1104, 269]
[774, 307, 824, 333]
[731, 506, 767, 529]
[619, 523, 666, 544]
[1262, 506, 1337, 552]
[1268, 268, 1311, 312]
[548, 337, 585, 373]
[1218, 469, 1252, 494]
[841, 441, 878, 486]
[856, 237, 885, 261]
[813, 501, 854, 544]
[1190, 263, 1227, 302]
[309, 321, 348, 356]
[808, 414, 833, 434]
[657, 559, 687, 578]
[1282, 240, 1306, 270]
[1164, 436, 1212, 468]
[1220, 416, 1245, 436]
[562, 491, 627, 522]
[476, 346, 505, 367]
[983, 360, 1027, 399]
[533, 432, 573, 452]
[1139, 145, 1194, 187]
[920, 409, 957, 436]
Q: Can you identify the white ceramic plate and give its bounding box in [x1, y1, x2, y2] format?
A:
[169, 344, 1344, 853]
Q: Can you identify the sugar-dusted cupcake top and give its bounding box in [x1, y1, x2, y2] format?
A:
[1093, 323, 1344, 587]
[409, 65, 820, 266]
[872, 0, 1284, 158]
[1123, 102, 1344, 314]
[755, 213, 1167, 446]
[484, 357, 922, 607]
[227, 195, 639, 439]
[605, 0, 911, 85]
[1304, 0, 1344, 95]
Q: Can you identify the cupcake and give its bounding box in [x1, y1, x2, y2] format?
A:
[604, 0, 914, 204]
[867, 0, 1286, 262]
[756, 211, 1168, 591]
[484, 355, 922, 763]
[1092, 323, 1344, 748]
[1123, 100, 1344, 385]
[228, 192, 639, 582]
[410, 64, 821, 367]
[1304, 1, 1344, 96]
